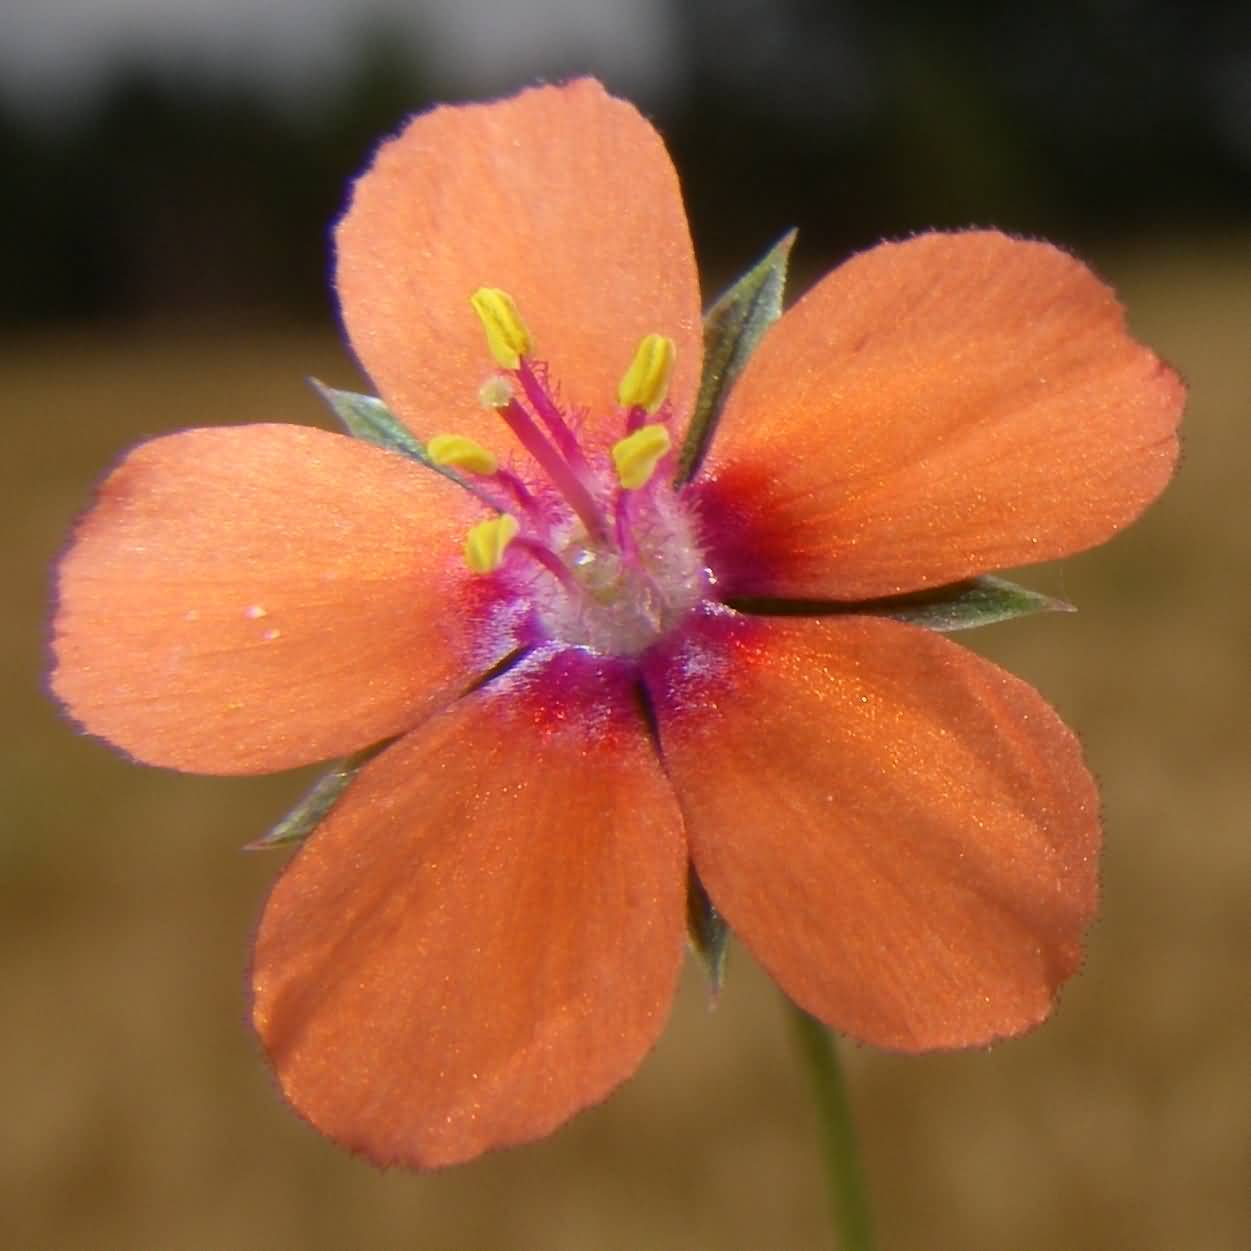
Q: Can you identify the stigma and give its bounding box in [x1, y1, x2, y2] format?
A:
[432, 287, 709, 657]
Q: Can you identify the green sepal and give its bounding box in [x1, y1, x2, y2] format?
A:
[686, 864, 730, 997]
[311, 380, 498, 503]
[728, 575, 1074, 633]
[869, 575, 1075, 631]
[312, 380, 428, 461]
[244, 738, 396, 851]
[677, 230, 797, 484]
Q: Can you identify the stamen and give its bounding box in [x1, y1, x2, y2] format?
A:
[614, 491, 637, 560]
[516, 357, 587, 468]
[464, 513, 519, 574]
[513, 537, 577, 591]
[431, 406, 535, 514]
[618, 334, 676, 416]
[479, 376, 514, 409]
[470, 288, 532, 369]
[494, 468, 538, 513]
[613, 490, 666, 606]
[482, 386, 608, 541]
[428, 433, 498, 476]
[452, 287, 707, 658]
[612, 424, 672, 491]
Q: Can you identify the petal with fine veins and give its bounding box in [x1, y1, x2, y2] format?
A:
[52, 424, 496, 774]
[697, 231, 1183, 599]
[251, 649, 687, 1168]
[336, 78, 703, 454]
[647, 610, 1099, 1051]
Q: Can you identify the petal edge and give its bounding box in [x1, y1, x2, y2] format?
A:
[252, 649, 688, 1167]
[698, 231, 1183, 599]
[648, 610, 1099, 1051]
[52, 425, 493, 774]
[336, 78, 703, 455]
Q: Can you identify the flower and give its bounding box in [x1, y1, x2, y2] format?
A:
[50, 78, 1183, 1170]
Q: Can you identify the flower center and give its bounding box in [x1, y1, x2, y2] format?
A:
[432, 288, 710, 658]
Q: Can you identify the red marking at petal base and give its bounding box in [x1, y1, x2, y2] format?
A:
[649, 611, 1100, 1052]
[251, 647, 686, 1168]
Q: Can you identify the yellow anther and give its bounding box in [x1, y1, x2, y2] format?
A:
[617, 334, 676, 415]
[478, 375, 513, 410]
[612, 424, 672, 491]
[427, 433, 498, 476]
[470, 288, 532, 369]
[464, 513, 520, 574]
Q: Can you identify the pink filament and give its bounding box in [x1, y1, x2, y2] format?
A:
[496, 398, 606, 541]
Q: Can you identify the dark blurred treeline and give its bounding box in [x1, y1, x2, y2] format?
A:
[4, 0, 1250, 327]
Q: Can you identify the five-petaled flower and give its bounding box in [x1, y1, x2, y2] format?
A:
[51, 78, 1183, 1170]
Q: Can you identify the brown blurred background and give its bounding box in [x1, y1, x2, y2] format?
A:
[4, 2, 1249, 1248]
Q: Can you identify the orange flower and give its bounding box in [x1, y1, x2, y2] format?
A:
[51, 79, 1183, 1169]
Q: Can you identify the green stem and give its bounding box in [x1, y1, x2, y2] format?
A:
[786, 998, 877, 1251]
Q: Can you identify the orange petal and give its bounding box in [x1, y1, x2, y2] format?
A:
[251, 650, 687, 1168]
[696, 231, 1183, 599]
[336, 78, 702, 455]
[646, 611, 1099, 1050]
[52, 425, 499, 774]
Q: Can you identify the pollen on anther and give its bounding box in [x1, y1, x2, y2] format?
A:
[465, 513, 520, 574]
[428, 433, 498, 475]
[612, 424, 672, 490]
[470, 288, 531, 369]
[618, 333, 676, 415]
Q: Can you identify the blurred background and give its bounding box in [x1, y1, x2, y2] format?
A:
[4, 1, 1248, 1248]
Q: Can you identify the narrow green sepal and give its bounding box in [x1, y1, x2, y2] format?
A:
[312, 380, 429, 461]
[728, 575, 1074, 633]
[677, 229, 796, 484]
[873, 575, 1075, 631]
[310, 379, 465, 483]
[686, 864, 730, 997]
[244, 738, 395, 851]
[312, 379, 505, 506]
